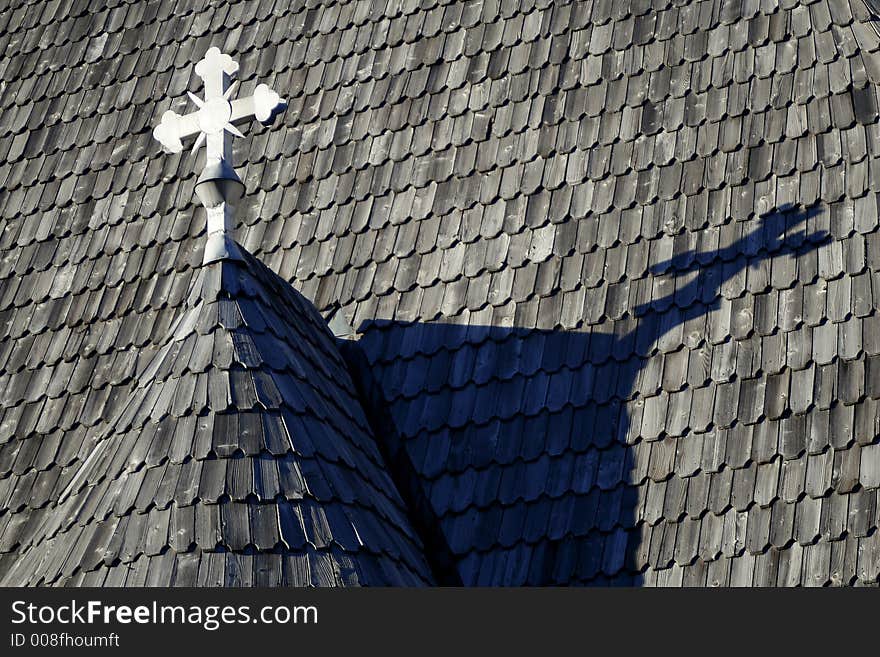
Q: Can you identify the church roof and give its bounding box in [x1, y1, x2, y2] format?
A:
[0, 245, 434, 585]
[2, 0, 880, 586]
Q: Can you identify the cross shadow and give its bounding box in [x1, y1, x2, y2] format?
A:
[343, 204, 828, 585]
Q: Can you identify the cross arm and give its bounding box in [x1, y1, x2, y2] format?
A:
[229, 83, 286, 124]
[153, 110, 202, 153]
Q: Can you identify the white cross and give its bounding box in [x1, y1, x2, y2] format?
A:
[152, 47, 285, 264]
[153, 47, 284, 161]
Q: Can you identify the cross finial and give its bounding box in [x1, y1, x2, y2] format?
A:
[152, 47, 286, 264]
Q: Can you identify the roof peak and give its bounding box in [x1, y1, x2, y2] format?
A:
[0, 246, 433, 587]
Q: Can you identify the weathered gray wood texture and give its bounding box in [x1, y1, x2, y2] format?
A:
[1, 0, 880, 586]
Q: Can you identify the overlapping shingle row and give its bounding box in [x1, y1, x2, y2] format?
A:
[1, 247, 434, 585]
[1, 0, 880, 585]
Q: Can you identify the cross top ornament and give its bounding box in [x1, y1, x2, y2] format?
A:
[153, 47, 286, 264]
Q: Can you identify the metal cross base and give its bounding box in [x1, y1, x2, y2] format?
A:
[152, 47, 285, 264]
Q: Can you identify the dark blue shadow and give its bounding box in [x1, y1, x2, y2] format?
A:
[344, 204, 827, 585]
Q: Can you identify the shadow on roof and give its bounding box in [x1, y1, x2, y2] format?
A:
[348, 203, 829, 585]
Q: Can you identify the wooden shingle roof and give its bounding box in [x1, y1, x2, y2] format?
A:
[2, 0, 880, 586]
[0, 246, 434, 585]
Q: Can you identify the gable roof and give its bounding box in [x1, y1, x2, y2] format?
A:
[0, 246, 433, 585]
[3, 0, 880, 586]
